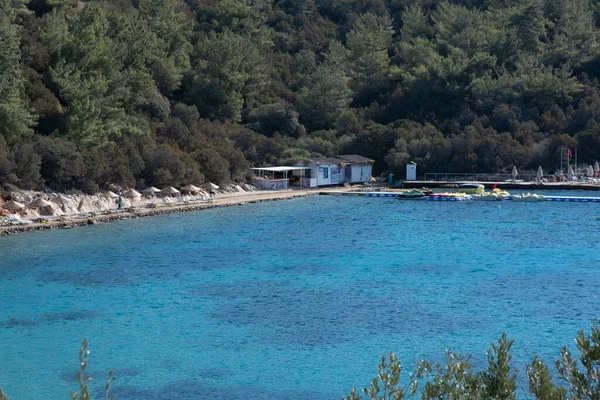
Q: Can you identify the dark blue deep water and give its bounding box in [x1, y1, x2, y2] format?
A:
[1, 193, 600, 399]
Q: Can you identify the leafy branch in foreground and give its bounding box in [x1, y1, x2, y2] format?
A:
[69, 339, 115, 400]
[344, 320, 600, 400]
[0, 339, 115, 400]
[556, 319, 600, 399]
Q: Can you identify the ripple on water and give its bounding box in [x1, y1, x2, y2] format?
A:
[1, 196, 600, 399]
[196, 280, 489, 346]
[113, 380, 328, 400]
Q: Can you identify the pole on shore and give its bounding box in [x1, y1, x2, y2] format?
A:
[560, 147, 563, 173]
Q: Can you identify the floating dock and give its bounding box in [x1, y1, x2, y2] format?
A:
[400, 180, 600, 191]
[544, 196, 600, 202]
[364, 192, 404, 197]
[318, 191, 364, 196]
[368, 192, 600, 203]
[320, 191, 600, 203]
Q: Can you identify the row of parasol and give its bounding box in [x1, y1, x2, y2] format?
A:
[2, 195, 71, 212]
[103, 183, 219, 199]
[2, 183, 220, 212]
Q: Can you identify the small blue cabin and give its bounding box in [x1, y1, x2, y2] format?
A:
[291, 155, 374, 188]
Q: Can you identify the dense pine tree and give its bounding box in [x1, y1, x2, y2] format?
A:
[2, 0, 600, 192]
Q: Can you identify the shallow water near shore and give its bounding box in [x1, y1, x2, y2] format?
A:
[1, 191, 600, 398]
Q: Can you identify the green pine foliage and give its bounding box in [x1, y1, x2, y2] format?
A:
[3, 0, 600, 191]
[344, 319, 600, 400]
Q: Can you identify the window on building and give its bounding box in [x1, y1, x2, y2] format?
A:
[320, 167, 329, 179]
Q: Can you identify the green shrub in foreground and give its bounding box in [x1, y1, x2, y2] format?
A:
[69, 340, 115, 400]
[344, 320, 600, 400]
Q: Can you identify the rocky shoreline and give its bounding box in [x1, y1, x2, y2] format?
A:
[0, 190, 318, 236]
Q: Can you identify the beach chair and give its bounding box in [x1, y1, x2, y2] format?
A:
[8, 214, 32, 225]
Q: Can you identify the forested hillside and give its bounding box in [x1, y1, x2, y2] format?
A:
[1, 0, 600, 192]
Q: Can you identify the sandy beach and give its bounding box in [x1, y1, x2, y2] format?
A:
[0, 186, 363, 236]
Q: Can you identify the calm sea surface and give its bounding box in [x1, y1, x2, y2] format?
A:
[1, 192, 600, 399]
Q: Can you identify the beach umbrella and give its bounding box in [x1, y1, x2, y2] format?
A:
[511, 166, 518, 179]
[3, 200, 25, 211]
[103, 191, 119, 199]
[181, 184, 201, 193]
[161, 186, 180, 195]
[122, 189, 142, 198]
[142, 186, 161, 195]
[201, 182, 219, 191]
[595, 161, 599, 173]
[568, 165, 574, 179]
[28, 198, 53, 208]
[52, 194, 71, 205]
[77, 197, 91, 212]
[588, 165, 594, 176]
[537, 166, 543, 180]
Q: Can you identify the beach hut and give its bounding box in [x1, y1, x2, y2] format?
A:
[161, 186, 180, 196]
[251, 167, 305, 189]
[3, 200, 25, 211]
[292, 155, 374, 187]
[336, 155, 374, 184]
[292, 158, 345, 187]
[122, 189, 142, 198]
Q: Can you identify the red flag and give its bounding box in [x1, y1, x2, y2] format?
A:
[568, 149, 572, 157]
[492, 183, 498, 190]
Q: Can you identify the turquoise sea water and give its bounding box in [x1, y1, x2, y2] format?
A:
[1, 192, 600, 399]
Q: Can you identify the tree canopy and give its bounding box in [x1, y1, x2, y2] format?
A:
[3, 0, 600, 192]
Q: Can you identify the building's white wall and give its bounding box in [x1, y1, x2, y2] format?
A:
[292, 168, 315, 187]
[362, 165, 373, 182]
[300, 177, 317, 187]
[353, 166, 360, 182]
[255, 179, 289, 190]
[406, 164, 417, 180]
[348, 165, 372, 182]
[330, 165, 342, 184]
[290, 161, 372, 185]
[317, 165, 332, 186]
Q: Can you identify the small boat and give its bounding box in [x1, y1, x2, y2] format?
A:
[425, 192, 470, 201]
[511, 193, 545, 202]
[492, 188, 510, 197]
[472, 192, 503, 201]
[472, 188, 511, 201]
[395, 189, 427, 199]
[458, 184, 485, 194]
